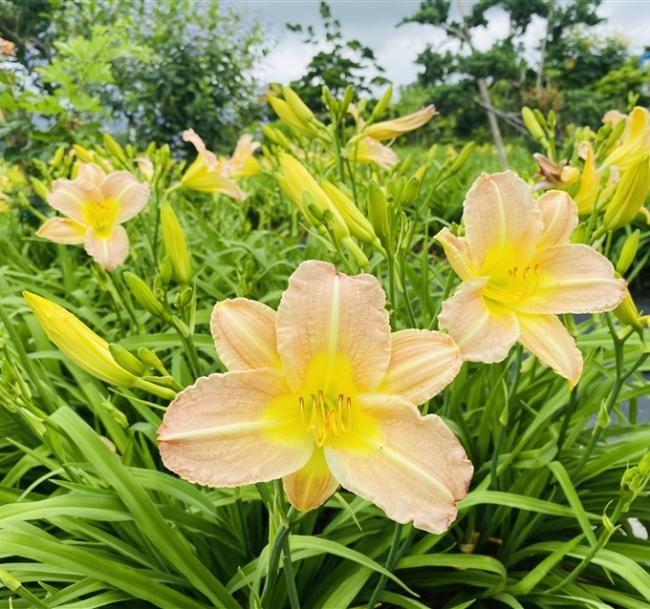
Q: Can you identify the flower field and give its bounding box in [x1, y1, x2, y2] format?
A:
[1, 2, 650, 608]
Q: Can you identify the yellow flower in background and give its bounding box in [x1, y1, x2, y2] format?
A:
[573, 142, 602, 215]
[223, 134, 261, 179]
[603, 106, 650, 172]
[180, 129, 246, 201]
[436, 171, 626, 387]
[364, 105, 437, 141]
[37, 163, 150, 271]
[158, 260, 471, 533]
[349, 136, 398, 170]
[603, 154, 650, 229]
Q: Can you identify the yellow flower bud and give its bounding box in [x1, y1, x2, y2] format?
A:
[30, 177, 50, 202]
[616, 230, 640, 274]
[282, 86, 315, 124]
[103, 133, 127, 162]
[24, 292, 137, 387]
[321, 181, 382, 251]
[160, 202, 192, 285]
[72, 144, 95, 163]
[268, 96, 313, 137]
[522, 107, 546, 143]
[277, 153, 349, 240]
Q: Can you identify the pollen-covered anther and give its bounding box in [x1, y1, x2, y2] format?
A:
[299, 390, 353, 446]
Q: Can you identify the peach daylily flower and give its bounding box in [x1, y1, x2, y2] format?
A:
[350, 136, 398, 170]
[603, 106, 650, 171]
[181, 129, 246, 201]
[158, 260, 472, 533]
[37, 163, 150, 271]
[436, 171, 626, 387]
[364, 105, 437, 141]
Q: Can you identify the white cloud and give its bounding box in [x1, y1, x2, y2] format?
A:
[237, 0, 649, 88]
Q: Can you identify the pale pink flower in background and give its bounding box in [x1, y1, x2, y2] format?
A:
[37, 163, 150, 271]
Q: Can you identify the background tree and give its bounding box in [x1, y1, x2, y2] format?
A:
[286, 1, 388, 113]
[0, 0, 266, 157]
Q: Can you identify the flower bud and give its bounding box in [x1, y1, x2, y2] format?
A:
[449, 142, 475, 175]
[596, 401, 610, 429]
[158, 256, 174, 285]
[73, 144, 95, 163]
[269, 96, 313, 137]
[367, 182, 390, 247]
[522, 107, 546, 143]
[321, 180, 382, 251]
[340, 85, 354, 117]
[262, 125, 292, 150]
[616, 230, 640, 274]
[370, 85, 393, 121]
[30, 177, 50, 202]
[103, 133, 127, 163]
[613, 290, 644, 332]
[50, 146, 65, 167]
[639, 451, 650, 476]
[137, 347, 167, 375]
[282, 86, 315, 124]
[160, 202, 192, 285]
[123, 272, 167, 318]
[603, 156, 650, 229]
[24, 292, 137, 387]
[109, 343, 147, 376]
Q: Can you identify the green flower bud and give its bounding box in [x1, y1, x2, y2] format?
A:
[137, 347, 167, 375]
[30, 177, 50, 202]
[103, 133, 127, 162]
[449, 142, 476, 175]
[160, 202, 192, 285]
[616, 230, 641, 274]
[367, 183, 390, 247]
[123, 272, 167, 318]
[370, 85, 393, 121]
[109, 343, 147, 376]
[522, 107, 546, 143]
[604, 156, 650, 229]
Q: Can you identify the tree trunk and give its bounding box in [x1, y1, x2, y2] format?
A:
[476, 77, 508, 169]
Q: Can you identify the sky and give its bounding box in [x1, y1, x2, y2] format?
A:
[226, 0, 650, 88]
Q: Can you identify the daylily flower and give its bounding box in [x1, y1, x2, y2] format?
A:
[181, 129, 246, 201]
[223, 134, 261, 179]
[603, 106, 650, 171]
[158, 260, 472, 533]
[364, 105, 437, 141]
[436, 171, 626, 387]
[37, 163, 150, 271]
[349, 136, 398, 170]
